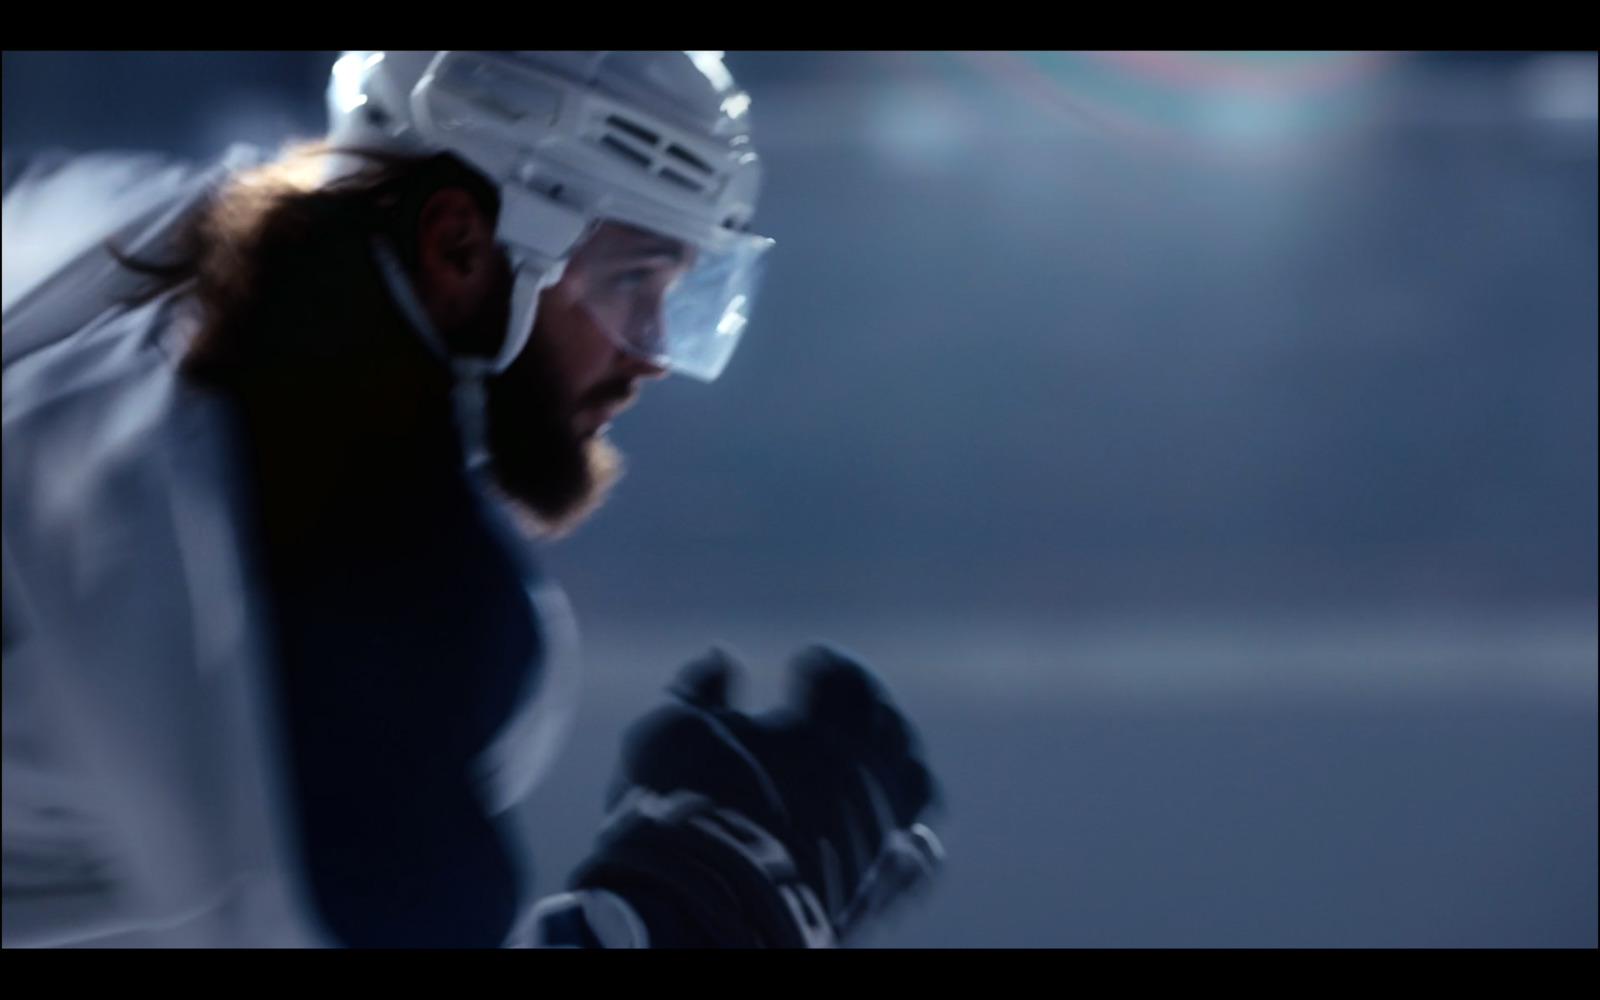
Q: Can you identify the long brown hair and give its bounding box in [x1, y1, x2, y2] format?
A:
[111, 141, 500, 391]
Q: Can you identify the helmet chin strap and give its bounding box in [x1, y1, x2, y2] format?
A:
[371, 237, 565, 472]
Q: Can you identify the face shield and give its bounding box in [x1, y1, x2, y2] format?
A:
[565, 221, 774, 383]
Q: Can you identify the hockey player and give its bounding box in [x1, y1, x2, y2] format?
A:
[1, 51, 941, 948]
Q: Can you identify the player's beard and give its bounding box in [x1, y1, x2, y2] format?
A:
[484, 336, 624, 539]
[452, 258, 623, 539]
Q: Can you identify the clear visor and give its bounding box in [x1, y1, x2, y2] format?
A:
[570, 222, 774, 382]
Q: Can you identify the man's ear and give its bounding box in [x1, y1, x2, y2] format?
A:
[414, 185, 498, 331]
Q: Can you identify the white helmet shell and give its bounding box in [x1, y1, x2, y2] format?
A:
[327, 51, 764, 263]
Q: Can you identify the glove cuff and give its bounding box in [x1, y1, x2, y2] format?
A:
[517, 889, 650, 948]
[570, 787, 835, 948]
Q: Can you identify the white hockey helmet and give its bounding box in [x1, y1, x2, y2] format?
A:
[326, 51, 772, 382]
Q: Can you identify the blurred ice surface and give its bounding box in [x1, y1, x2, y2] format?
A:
[569, 606, 1598, 711]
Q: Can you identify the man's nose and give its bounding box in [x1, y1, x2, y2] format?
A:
[615, 340, 669, 380]
[628, 354, 670, 380]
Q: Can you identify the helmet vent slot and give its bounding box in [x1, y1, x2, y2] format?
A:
[665, 144, 713, 177]
[591, 113, 723, 197]
[605, 114, 660, 147]
[599, 134, 652, 168]
[659, 168, 705, 192]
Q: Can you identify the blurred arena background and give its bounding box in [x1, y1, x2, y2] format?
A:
[4, 50, 1595, 947]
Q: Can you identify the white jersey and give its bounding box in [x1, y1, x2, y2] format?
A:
[1, 149, 583, 947]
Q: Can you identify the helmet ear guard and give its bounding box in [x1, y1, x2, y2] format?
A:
[357, 150, 589, 374]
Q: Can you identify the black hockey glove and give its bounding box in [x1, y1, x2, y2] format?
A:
[567, 644, 943, 947]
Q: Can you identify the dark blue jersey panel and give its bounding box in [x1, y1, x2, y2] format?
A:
[259, 418, 541, 947]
